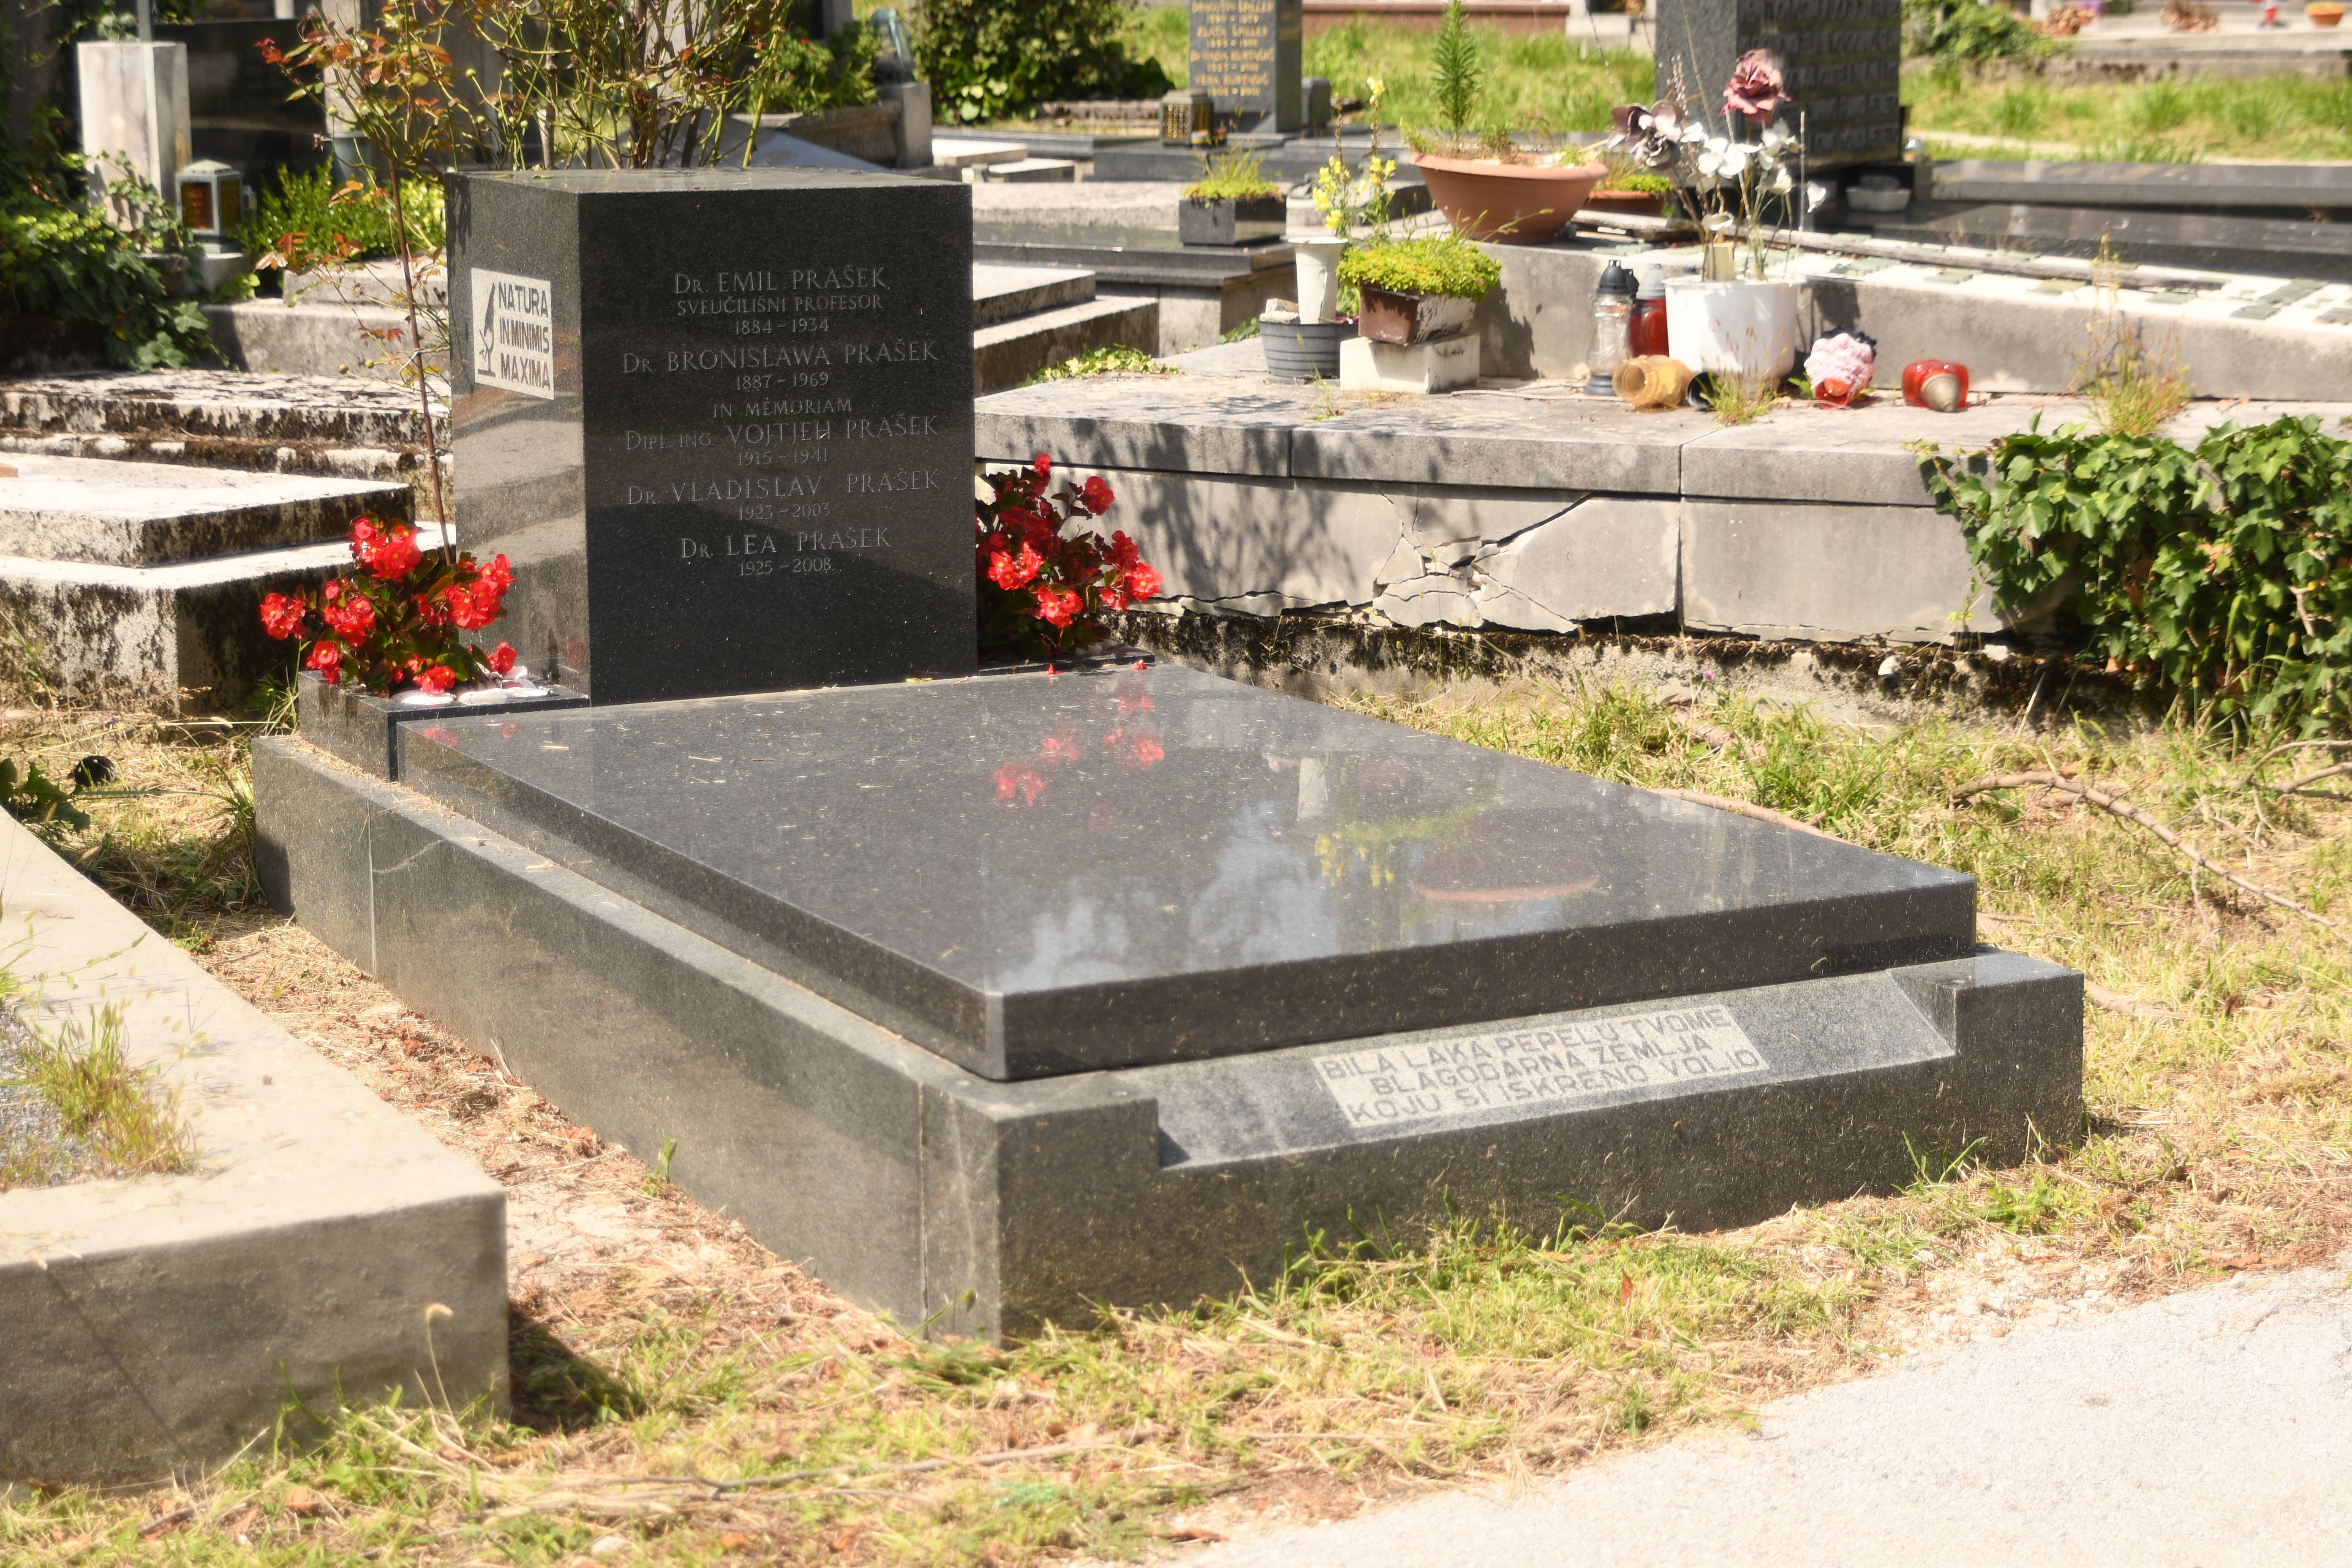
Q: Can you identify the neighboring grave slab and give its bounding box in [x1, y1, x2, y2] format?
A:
[393, 664, 1975, 1081]
[1189, 0, 1304, 133]
[1653, 0, 1902, 170]
[448, 168, 977, 706]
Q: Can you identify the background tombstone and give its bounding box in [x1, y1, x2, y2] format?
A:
[448, 167, 977, 707]
[1188, 0, 1304, 135]
[1653, 0, 1903, 170]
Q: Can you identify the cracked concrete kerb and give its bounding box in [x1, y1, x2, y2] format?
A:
[0, 811, 504, 1488]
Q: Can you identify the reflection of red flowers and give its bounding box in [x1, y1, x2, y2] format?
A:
[1131, 737, 1165, 768]
[1041, 731, 1083, 763]
[1115, 689, 1154, 716]
[994, 763, 1048, 805]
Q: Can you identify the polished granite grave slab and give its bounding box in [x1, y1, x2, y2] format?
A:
[389, 663, 1974, 1081]
[254, 732, 2080, 1339]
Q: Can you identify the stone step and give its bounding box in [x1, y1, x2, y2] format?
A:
[972, 262, 1097, 327]
[0, 453, 410, 566]
[976, 158, 1078, 184]
[974, 294, 1161, 393]
[0, 523, 446, 707]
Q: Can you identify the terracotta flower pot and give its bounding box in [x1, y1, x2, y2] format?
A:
[2311, 3, 2345, 25]
[1408, 153, 1607, 245]
[1581, 188, 1669, 220]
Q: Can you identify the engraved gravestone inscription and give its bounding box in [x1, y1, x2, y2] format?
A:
[448, 168, 977, 707]
[1653, 0, 1902, 169]
[1188, 0, 1303, 133]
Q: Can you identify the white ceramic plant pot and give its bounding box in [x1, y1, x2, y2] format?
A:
[1290, 236, 1346, 325]
[1663, 277, 1802, 380]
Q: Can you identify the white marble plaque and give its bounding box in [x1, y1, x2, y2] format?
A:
[471, 268, 555, 399]
[1314, 1005, 1768, 1129]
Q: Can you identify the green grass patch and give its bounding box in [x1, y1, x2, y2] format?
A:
[1, 1001, 196, 1186]
[4, 680, 2350, 1563]
[1905, 64, 2352, 161]
[1120, 5, 1649, 137]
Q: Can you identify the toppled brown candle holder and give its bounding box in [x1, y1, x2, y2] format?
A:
[1613, 355, 1695, 410]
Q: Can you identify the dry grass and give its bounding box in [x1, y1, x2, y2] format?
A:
[0, 680, 2347, 1565]
[0, 1001, 198, 1185]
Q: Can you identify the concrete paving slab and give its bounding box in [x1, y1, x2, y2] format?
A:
[0, 809, 504, 1486]
[1192, 1260, 2352, 1568]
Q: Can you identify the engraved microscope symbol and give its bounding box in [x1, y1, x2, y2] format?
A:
[476, 283, 498, 379]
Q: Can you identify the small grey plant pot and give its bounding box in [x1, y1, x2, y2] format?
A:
[1261, 318, 1353, 381]
[1179, 194, 1286, 247]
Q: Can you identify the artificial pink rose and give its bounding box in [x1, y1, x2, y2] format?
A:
[1724, 49, 1788, 126]
[1805, 331, 1877, 407]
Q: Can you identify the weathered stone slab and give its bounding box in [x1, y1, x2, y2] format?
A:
[1060, 468, 1401, 609]
[977, 370, 1310, 475]
[1291, 392, 1688, 494]
[2, 806, 504, 1486]
[0, 452, 409, 565]
[388, 663, 1974, 1082]
[256, 732, 2080, 1342]
[1680, 499, 1996, 643]
[1473, 497, 1681, 629]
[0, 535, 362, 704]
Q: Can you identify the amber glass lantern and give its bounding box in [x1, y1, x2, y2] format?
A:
[176, 159, 241, 242]
[1161, 89, 1214, 146]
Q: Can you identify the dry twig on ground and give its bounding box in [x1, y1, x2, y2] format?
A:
[1952, 771, 2347, 945]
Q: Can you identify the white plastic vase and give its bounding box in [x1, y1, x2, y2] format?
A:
[1662, 277, 1802, 381]
[1291, 236, 1346, 325]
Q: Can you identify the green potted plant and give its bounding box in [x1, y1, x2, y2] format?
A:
[1179, 148, 1284, 247]
[1407, 0, 1606, 244]
[1584, 145, 1675, 220]
[1336, 232, 1501, 346]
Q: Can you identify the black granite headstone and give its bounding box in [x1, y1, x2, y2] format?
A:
[1189, 0, 1303, 134]
[1654, 0, 1902, 170]
[447, 168, 977, 707]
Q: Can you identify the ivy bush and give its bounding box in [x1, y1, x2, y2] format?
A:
[0, 186, 210, 369]
[916, 0, 1171, 123]
[1901, 0, 2054, 63]
[1927, 416, 2352, 730]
